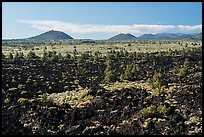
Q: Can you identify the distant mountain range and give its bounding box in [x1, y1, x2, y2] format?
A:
[2, 30, 202, 42]
[109, 32, 202, 41]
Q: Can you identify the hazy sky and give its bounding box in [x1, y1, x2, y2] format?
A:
[2, 2, 202, 40]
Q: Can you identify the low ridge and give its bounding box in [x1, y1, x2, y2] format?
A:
[108, 33, 137, 41]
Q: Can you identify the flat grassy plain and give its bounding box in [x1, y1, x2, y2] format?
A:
[2, 40, 202, 57]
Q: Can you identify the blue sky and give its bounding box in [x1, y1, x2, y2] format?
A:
[2, 2, 202, 40]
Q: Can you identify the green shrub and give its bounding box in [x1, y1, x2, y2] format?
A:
[190, 117, 199, 124]
[64, 86, 69, 91]
[157, 105, 169, 116]
[141, 104, 169, 117]
[149, 86, 166, 98]
[148, 72, 165, 89]
[179, 68, 186, 77]
[195, 71, 202, 77]
[17, 97, 28, 103]
[2, 89, 5, 94]
[4, 98, 10, 104]
[141, 104, 157, 117]
[38, 93, 48, 102]
[147, 78, 152, 84]
[183, 60, 190, 67]
[151, 88, 160, 96]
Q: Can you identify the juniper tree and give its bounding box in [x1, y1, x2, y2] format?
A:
[104, 57, 117, 82]
[27, 51, 37, 60]
[18, 52, 24, 59]
[73, 46, 77, 60]
[104, 69, 117, 83]
[93, 51, 101, 62]
[65, 52, 71, 60]
[8, 53, 13, 59]
[14, 52, 24, 60]
[14, 52, 20, 60]
[2, 53, 5, 59]
[123, 64, 132, 80]
[57, 53, 64, 60]
[42, 50, 48, 61]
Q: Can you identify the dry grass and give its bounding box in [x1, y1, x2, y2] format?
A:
[2, 40, 202, 57]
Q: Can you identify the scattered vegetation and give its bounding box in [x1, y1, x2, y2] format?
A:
[2, 40, 202, 135]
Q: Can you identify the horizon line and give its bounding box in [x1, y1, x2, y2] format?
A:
[2, 30, 202, 40]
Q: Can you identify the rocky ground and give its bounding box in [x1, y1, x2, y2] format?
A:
[2, 48, 202, 135]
